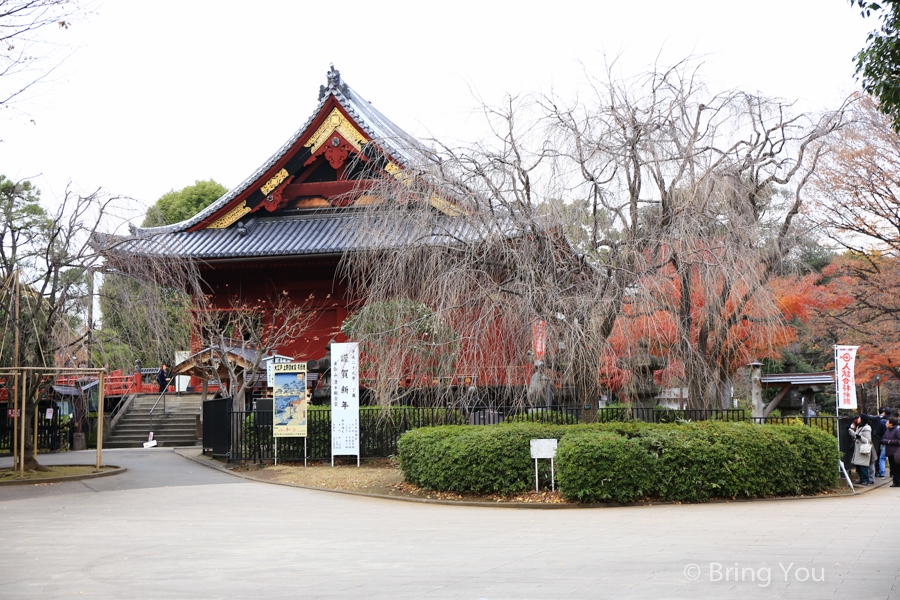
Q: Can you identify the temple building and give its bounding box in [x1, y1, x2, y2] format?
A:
[100, 67, 497, 393]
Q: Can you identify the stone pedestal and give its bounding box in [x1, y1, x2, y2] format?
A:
[73, 432, 86, 451]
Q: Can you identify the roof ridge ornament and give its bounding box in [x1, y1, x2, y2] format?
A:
[318, 63, 350, 101]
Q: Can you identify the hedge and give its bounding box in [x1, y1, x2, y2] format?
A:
[398, 421, 838, 502]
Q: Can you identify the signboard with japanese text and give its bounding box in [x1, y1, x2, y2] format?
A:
[266, 355, 294, 387]
[835, 345, 859, 410]
[331, 342, 360, 459]
[273, 362, 308, 437]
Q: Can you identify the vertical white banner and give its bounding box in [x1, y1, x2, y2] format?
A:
[331, 342, 360, 461]
[835, 345, 859, 410]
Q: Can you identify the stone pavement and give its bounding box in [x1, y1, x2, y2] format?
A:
[0, 449, 898, 599]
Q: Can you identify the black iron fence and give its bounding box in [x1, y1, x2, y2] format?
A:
[750, 416, 838, 437]
[205, 401, 766, 462]
[0, 406, 66, 452]
[227, 407, 466, 461]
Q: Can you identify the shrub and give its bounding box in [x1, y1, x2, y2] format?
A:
[399, 421, 839, 502]
[558, 421, 838, 502]
[399, 423, 575, 494]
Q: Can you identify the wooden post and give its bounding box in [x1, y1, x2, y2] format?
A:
[749, 361, 764, 418]
[96, 371, 105, 470]
[12, 372, 17, 470]
[19, 370, 25, 477]
[32, 392, 37, 456]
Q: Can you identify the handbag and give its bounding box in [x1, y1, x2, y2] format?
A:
[859, 440, 873, 455]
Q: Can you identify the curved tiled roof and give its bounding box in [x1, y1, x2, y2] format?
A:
[135, 67, 425, 237]
[102, 212, 505, 261]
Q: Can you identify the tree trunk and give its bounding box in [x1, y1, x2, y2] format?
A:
[22, 392, 47, 471]
[233, 387, 245, 413]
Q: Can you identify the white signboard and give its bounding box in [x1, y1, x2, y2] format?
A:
[530, 438, 558, 459]
[835, 345, 859, 410]
[331, 342, 360, 465]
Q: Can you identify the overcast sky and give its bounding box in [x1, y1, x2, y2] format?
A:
[0, 1, 876, 225]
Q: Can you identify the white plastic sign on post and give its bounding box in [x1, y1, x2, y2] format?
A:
[530, 438, 558, 492]
[331, 342, 360, 466]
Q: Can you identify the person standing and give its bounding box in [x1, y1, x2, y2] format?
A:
[881, 417, 900, 488]
[157, 364, 169, 395]
[877, 407, 892, 477]
[849, 415, 873, 485]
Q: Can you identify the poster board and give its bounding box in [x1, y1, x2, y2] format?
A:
[273, 362, 308, 438]
[331, 342, 360, 461]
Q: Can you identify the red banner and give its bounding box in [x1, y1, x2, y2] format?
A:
[532, 319, 546, 361]
[835, 345, 859, 410]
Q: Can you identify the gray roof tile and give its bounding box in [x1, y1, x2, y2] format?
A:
[102, 213, 504, 261]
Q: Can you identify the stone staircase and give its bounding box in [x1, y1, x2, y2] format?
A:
[105, 393, 203, 448]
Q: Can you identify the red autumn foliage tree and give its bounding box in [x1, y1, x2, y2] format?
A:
[811, 94, 900, 383]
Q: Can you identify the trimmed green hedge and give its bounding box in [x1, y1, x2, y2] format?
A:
[398, 421, 838, 502]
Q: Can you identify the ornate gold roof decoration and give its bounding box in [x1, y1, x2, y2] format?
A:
[305, 108, 368, 154]
[384, 162, 464, 217]
[206, 200, 252, 229]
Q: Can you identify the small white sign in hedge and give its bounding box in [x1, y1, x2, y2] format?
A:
[530, 438, 558, 491]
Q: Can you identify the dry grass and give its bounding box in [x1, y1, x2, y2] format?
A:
[0, 465, 115, 482]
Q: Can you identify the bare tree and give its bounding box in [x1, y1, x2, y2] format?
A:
[343, 61, 848, 413]
[0, 0, 86, 107]
[0, 175, 124, 469]
[192, 293, 316, 413]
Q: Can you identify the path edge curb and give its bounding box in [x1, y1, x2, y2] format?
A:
[0, 465, 126, 487]
[173, 449, 883, 509]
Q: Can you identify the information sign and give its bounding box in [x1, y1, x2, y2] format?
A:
[530, 438, 558, 492]
[273, 362, 308, 438]
[530, 438, 557, 459]
[331, 342, 360, 465]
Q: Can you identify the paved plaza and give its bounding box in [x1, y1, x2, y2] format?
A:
[0, 449, 898, 599]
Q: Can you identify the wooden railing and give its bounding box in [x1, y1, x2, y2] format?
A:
[54, 369, 220, 397]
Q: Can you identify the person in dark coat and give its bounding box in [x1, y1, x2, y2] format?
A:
[157, 364, 169, 394]
[877, 407, 892, 477]
[864, 411, 887, 481]
[880, 417, 900, 487]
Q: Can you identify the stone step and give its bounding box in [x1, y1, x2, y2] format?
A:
[111, 428, 198, 438]
[112, 421, 197, 431]
[106, 393, 202, 449]
[104, 439, 201, 449]
[128, 408, 201, 415]
[116, 415, 200, 424]
[107, 431, 197, 442]
[107, 431, 198, 440]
